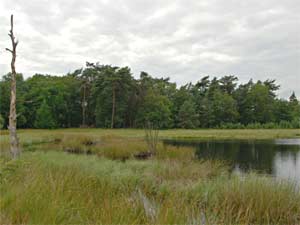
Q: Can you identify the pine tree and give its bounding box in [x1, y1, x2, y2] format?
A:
[178, 99, 199, 128]
[289, 92, 298, 103]
[289, 92, 300, 125]
[34, 100, 56, 129]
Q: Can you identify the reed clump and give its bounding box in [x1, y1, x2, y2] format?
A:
[61, 134, 97, 154]
[96, 138, 149, 161]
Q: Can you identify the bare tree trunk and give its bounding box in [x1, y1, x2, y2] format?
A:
[6, 15, 20, 159]
[111, 84, 115, 128]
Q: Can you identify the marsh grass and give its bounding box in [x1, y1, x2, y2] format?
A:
[60, 134, 97, 155]
[144, 123, 159, 155]
[0, 152, 299, 224]
[1, 128, 299, 158]
[1, 129, 300, 224]
[0, 138, 10, 160]
[157, 145, 196, 161]
[189, 175, 300, 224]
[1, 128, 299, 139]
[95, 138, 149, 161]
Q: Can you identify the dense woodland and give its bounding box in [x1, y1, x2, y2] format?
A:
[0, 62, 299, 129]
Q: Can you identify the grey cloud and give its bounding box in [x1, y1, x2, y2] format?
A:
[0, 0, 299, 98]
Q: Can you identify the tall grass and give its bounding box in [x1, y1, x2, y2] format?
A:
[144, 123, 159, 155]
[1, 151, 299, 224]
[189, 175, 300, 224]
[1, 129, 300, 224]
[95, 137, 149, 160]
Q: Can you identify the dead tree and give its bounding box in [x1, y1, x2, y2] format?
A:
[5, 15, 20, 159]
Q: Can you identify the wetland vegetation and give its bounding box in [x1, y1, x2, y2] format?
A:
[1, 129, 300, 224]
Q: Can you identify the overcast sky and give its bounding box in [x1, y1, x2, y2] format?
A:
[0, 0, 299, 98]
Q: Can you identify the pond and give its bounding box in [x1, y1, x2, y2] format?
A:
[164, 138, 300, 183]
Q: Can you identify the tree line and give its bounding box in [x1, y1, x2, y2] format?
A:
[0, 62, 299, 129]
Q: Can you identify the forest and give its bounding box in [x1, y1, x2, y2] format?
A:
[0, 62, 299, 129]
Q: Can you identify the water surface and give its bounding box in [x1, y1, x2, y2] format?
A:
[164, 138, 300, 182]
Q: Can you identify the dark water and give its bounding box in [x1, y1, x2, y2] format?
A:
[164, 139, 300, 182]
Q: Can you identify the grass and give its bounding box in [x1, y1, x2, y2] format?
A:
[1, 128, 300, 140]
[0, 152, 299, 224]
[0, 128, 300, 224]
[1, 128, 299, 158]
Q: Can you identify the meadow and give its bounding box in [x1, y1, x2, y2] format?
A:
[1, 129, 300, 224]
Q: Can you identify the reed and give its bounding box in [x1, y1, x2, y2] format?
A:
[1, 151, 299, 224]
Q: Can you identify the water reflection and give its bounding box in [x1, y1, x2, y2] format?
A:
[164, 139, 300, 182]
[274, 151, 300, 181]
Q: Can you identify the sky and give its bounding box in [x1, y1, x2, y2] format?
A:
[0, 0, 299, 98]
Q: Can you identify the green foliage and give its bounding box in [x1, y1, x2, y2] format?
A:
[0, 64, 299, 129]
[0, 114, 4, 129]
[208, 90, 239, 127]
[0, 73, 27, 128]
[92, 65, 134, 128]
[246, 83, 275, 123]
[136, 90, 173, 128]
[34, 100, 56, 129]
[178, 99, 199, 128]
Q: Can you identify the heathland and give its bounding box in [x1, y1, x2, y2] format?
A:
[1, 129, 300, 224]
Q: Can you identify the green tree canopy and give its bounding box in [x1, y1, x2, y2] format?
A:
[34, 100, 56, 129]
[0, 63, 299, 129]
[178, 99, 199, 128]
[136, 89, 173, 128]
